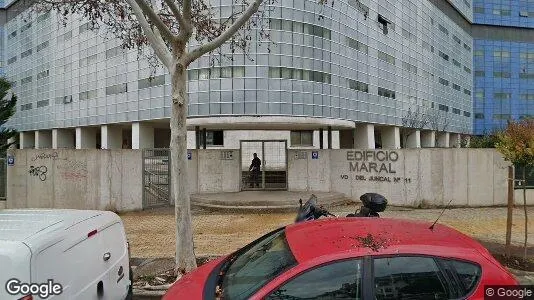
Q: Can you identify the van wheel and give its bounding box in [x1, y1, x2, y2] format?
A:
[126, 266, 133, 300]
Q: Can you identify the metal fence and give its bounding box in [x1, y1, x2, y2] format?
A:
[515, 164, 534, 189]
[142, 149, 171, 208]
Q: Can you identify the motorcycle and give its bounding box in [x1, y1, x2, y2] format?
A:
[294, 192, 388, 223]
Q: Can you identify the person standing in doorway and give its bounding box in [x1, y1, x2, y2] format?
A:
[249, 153, 261, 188]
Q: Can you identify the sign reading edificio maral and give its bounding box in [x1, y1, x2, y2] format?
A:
[346, 150, 398, 174]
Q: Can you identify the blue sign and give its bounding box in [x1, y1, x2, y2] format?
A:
[311, 151, 319, 159]
[7, 155, 14, 166]
[187, 151, 192, 160]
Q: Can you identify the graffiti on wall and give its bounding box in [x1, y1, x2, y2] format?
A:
[29, 166, 48, 181]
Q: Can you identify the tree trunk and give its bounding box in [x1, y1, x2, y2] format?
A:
[170, 63, 197, 275]
[523, 166, 528, 260]
[505, 165, 513, 257]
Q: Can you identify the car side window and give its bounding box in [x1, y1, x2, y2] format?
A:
[265, 259, 363, 300]
[447, 259, 482, 296]
[373, 256, 449, 300]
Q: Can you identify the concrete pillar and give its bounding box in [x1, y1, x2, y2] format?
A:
[319, 128, 324, 149]
[450, 133, 461, 148]
[52, 129, 75, 149]
[464, 135, 471, 148]
[405, 130, 421, 148]
[101, 125, 122, 149]
[354, 124, 376, 149]
[327, 126, 332, 149]
[437, 132, 450, 148]
[202, 128, 207, 149]
[132, 122, 154, 149]
[421, 131, 436, 148]
[381, 126, 401, 149]
[35, 130, 52, 149]
[76, 127, 97, 149]
[195, 126, 200, 149]
[20, 132, 35, 149]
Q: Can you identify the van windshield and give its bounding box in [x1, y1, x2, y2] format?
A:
[221, 229, 297, 299]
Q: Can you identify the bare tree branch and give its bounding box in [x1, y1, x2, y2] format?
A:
[183, 0, 263, 65]
[163, 0, 190, 38]
[126, 0, 173, 68]
[134, 0, 176, 42]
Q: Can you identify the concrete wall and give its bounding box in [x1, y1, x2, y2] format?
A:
[515, 189, 534, 206]
[287, 149, 519, 207]
[6, 149, 143, 212]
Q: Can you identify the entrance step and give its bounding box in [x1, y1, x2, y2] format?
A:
[0, 200, 5, 209]
[191, 191, 354, 213]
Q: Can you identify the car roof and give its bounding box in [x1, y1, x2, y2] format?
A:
[284, 217, 488, 263]
[0, 209, 104, 242]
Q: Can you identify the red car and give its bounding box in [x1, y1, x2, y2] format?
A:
[164, 218, 519, 300]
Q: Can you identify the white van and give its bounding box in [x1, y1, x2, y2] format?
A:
[0, 209, 132, 300]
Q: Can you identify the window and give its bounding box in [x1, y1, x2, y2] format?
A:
[378, 50, 395, 65]
[222, 228, 297, 300]
[79, 90, 97, 100]
[348, 79, 369, 93]
[464, 43, 471, 52]
[452, 59, 461, 67]
[200, 130, 224, 146]
[21, 103, 33, 111]
[464, 89, 471, 96]
[453, 84, 461, 91]
[493, 9, 511, 16]
[21, 76, 32, 85]
[475, 71, 485, 77]
[37, 70, 49, 80]
[464, 66, 471, 74]
[20, 22, 32, 33]
[348, 0, 369, 17]
[464, 111, 471, 117]
[475, 113, 484, 119]
[291, 131, 313, 146]
[494, 92, 511, 100]
[106, 46, 124, 59]
[37, 12, 50, 23]
[402, 62, 417, 74]
[63, 31, 72, 41]
[519, 73, 534, 79]
[494, 72, 511, 78]
[520, 11, 529, 17]
[493, 50, 510, 59]
[438, 24, 449, 35]
[378, 87, 396, 99]
[453, 35, 461, 45]
[106, 83, 128, 95]
[36, 100, 49, 108]
[8, 30, 17, 40]
[438, 77, 449, 86]
[493, 114, 511, 120]
[439, 104, 449, 112]
[266, 259, 363, 300]
[438, 51, 449, 61]
[79, 22, 91, 33]
[268, 67, 331, 84]
[63, 95, 73, 104]
[7, 56, 17, 65]
[453, 108, 461, 115]
[269, 19, 331, 39]
[347, 37, 368, 54]
[520, 93, 534, 100]
[377, 14, 394, 34]
[474, 50, 483, 57]
[474, 6, 484, 13]
[138, 75, 165, 89]
[21, 49, 32, 59]
[374, 256, 449, 300]
[37, 41, 49, 52]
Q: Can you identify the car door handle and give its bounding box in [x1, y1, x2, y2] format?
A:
[103, 252, 111, 261]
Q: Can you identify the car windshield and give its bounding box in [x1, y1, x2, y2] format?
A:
[222, 228, 297, 299]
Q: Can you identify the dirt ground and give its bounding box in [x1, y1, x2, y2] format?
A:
[120, 205, 534, 258]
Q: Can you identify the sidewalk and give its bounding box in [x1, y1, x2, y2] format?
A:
[191, 191, 352, 212]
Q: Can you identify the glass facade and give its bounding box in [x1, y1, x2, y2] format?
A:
[2, 0, 473, 134]
[473, 0, 534, 134]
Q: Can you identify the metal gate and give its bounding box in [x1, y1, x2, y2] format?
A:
[240, 140, 287, 190]
[142, 149, 171, 208]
